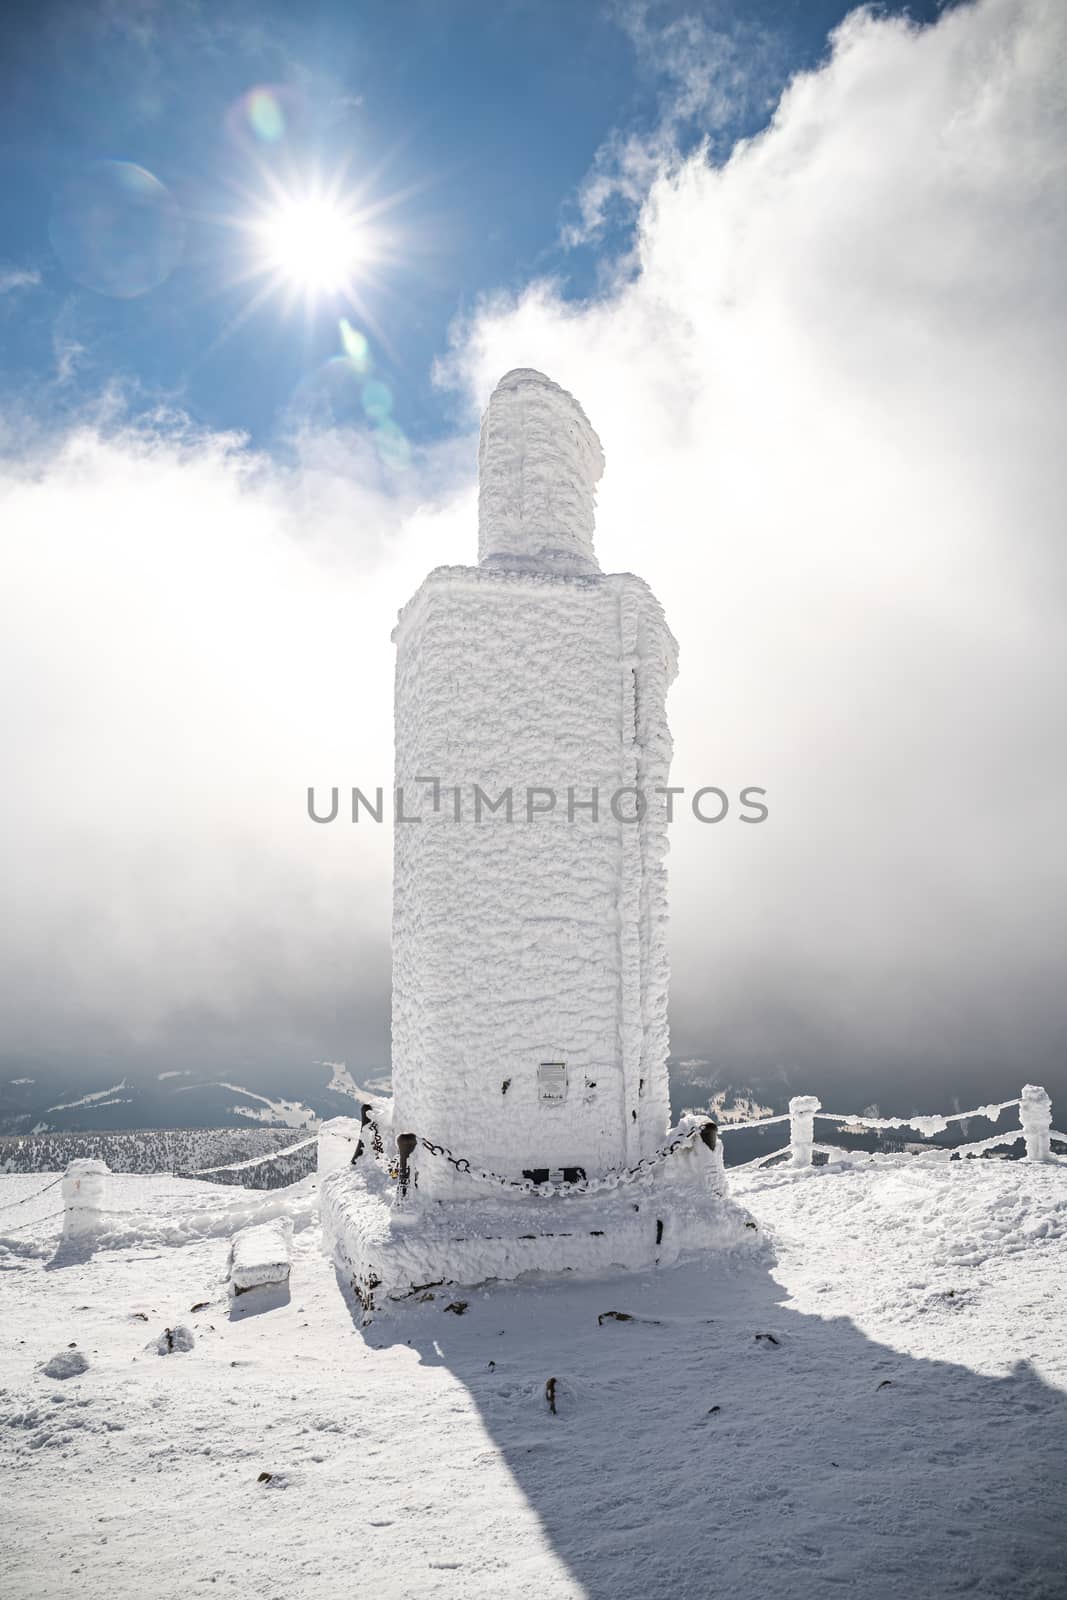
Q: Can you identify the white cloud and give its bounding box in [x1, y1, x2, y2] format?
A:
[52, 319, 88, 385]
[445, 0, 1067, 1100]
[0, 265, 41, 295]
[563, 1, 781, 246]
[0, 414, 473, 1072]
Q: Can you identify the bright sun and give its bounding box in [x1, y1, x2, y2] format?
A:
[256, 193, 368, 297]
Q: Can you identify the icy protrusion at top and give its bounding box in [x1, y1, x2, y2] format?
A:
[477, 368, 606, 573]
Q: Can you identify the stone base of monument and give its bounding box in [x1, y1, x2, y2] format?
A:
[320, 1118, 759, 1320]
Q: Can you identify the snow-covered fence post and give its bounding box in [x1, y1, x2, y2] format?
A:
[1020, 1084, 1052, 1162]
[317, 1116, 366, 1175]
[789, 1097, 821, 1167]
[695, 1120, 725, 1191]
[62, 1159, 109, 1239]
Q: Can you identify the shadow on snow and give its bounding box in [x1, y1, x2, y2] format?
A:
[336, 1245, 1067, 1600]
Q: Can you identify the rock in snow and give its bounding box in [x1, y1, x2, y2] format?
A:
[41, 1348, 89, 1379]
[154, 1325, 195, 1355]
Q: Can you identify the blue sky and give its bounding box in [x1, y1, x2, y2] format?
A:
[0, 0, 947, 457]
[8, 0, 1064, 1114]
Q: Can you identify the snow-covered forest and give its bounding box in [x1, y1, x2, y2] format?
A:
[0, 1127, 314, 1187]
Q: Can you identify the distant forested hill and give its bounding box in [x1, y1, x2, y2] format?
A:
[0, 1126, 315, 1187]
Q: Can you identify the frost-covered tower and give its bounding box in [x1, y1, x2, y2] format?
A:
[321, 370, 749, 1313]
[390, 369, 677, 1186]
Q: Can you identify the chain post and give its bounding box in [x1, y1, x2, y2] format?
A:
[395, 1132, 418, 1206]
[789, 1096, 821, 1167]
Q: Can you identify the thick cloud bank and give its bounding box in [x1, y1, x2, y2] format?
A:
[0, 421, 469, 1077]
[448, 0, 1067, 1104]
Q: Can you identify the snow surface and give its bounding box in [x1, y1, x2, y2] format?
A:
[218, 1084, 317, 1127]
[169, 1082, 317, 1128]
[46, 1081, 128, 1114]
[322, 1062, 391, 1104]
[2, 1156, 1065, 1599]
[707, 1089, 776, 1123]
[324, 1062, 361, 1098]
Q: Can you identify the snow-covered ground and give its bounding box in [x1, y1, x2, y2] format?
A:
[1, 1157, 1065, 1599]
[180, 1083, 318, 1128]
[46, 1081, 129, 1114]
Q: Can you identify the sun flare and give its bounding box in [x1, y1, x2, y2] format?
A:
[253, 189, 370, 299]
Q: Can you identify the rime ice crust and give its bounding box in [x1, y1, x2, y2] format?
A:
[390, 560, 678, 1187]
[477, 368, 605, 573]
[390, 370, 678, 1190]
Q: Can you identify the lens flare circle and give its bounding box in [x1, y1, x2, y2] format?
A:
[339, 317, 371, 372]
[246, 88, 286, 143]
[49, 161, 184, 299]
[225, 84, 302, 153]
[257, 194, 367, 297]
[361, 378, 392, 424]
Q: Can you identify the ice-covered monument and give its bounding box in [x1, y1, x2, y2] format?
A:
[322, 369, 753, 1314]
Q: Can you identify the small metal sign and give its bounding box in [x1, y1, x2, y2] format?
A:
[538, 1062, 567, 1103]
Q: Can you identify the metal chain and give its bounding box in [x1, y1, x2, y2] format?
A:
[415, 1123, 711, 1198]
[177, 1135, 318, 1178]
[350, 1115, 386, 1168]
[0, 1175, 64, 1213]
[0, 1208, 64, 1234]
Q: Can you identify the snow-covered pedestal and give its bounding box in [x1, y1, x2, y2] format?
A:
[322, 1118, 757, 1316]
[324, 370, 749, 1311]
